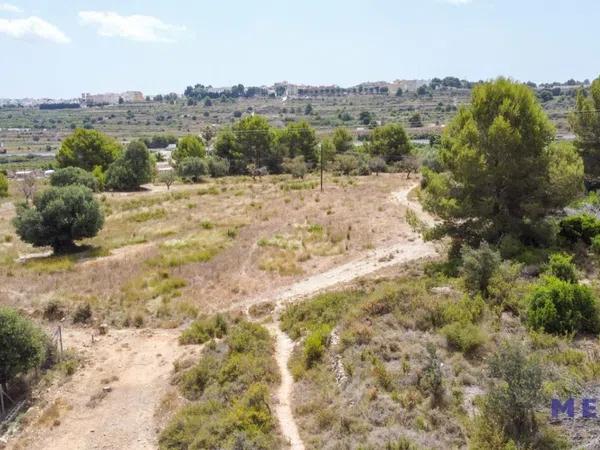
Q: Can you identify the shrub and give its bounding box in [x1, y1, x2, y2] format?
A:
[0, 171, 8, 197]
[333, 153, 359, 175]
[282, 156, 308, 179]
[487, 262, 523, 312]
[527, 276, 600, 334]
[368, 156, 387, 175]
[43, 300, 66, 321]
[0, 307, 47, 389]
[13, 185, 104, 252]
[207, 156, 230, 178]
[418, 344, 444, 405]
[545, 253, 578, 283]
[442, 322, 486, 354]
[559, 213, 600, 244]
[472, 342, 544, 447]
[592, 235, 600, 255]
[303, 324, 331, 368]
[179, 314, 228, 345]
[50, 167, 99, 191]
[460, 242, 501, 297]
[177, 157, 207, 183]
[72, 303, 92, 324]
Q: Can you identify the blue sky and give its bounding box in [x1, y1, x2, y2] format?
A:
[0, 0, 599, 98]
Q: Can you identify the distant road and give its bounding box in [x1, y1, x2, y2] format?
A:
[0, 151, 56, 158]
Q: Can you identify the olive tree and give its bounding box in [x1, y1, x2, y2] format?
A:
[105, 140, 154, 191]
[13, 185, 104, 253]
[50, 167, 100, 191]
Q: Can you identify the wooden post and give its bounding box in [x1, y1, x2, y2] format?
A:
[0, 384, 5, 416]
[320, 143, 324, 192]
[58, 325, 63, 356]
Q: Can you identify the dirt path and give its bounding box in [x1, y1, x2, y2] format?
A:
[7, 328, 199, 450]
[253, 182, 437, 450]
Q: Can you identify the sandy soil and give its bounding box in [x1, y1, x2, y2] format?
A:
[6, 328, 199, 450]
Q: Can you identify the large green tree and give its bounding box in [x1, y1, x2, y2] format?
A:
[13, 185, 104, 252]
[105, 140, 154, 191]
[0, 307, 46, 392]
[277, 120, 318, 164]
[423, 78, 583, 244]
[367, 123, 412, 163]
[214, 115, 280, 174]
[331, 127, 353, 153]
[57, 129, 122, 171]
[172, 135, 206, 161]
[569, 76, 600, 188]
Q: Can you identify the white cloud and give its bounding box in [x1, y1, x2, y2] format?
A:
[79, 11, 185, 43]
[0, 3, 22, 13]
[0, 16, 70, 43]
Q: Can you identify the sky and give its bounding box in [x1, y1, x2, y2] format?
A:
[0, 0, 599, 98]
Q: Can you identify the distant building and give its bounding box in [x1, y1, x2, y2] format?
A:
[82, 91, 145, 106]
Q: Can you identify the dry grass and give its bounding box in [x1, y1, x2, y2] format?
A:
[0, 173, 413, 326]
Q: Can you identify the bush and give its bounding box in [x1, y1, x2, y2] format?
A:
[442, 322, 486, 354]
[43, 300, 66, 321]
[418, 344, 444, 405]
[179, 314, 228, 345]
[592, 235, 600, 255]
[0, 171, 9, 197]
[545, 253, 578, 283]
[472, 342, 544, 447]
[303, 324, 331, 368]
[207, 156, 230, 178]
[333, 153, 359, 175]
[50, 167, 99, 192]
[177, 157, 207, 183]
[559, 213, 600, 244]
[282, 156, 308, 179]
[368, 156, 387, 175]
[460, 242, 501, 297]
[13, 185, 104, 252]
[105, 140, 154, 191]
[527, 276, 600, 334]
[72, 303, 92, 324]
[0, 307, 47, 388]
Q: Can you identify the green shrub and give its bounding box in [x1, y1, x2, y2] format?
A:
[545, 253, 578, 283]
[50, 167, 99, 192]
[442, 322, 486, 354]
[207, 156, 230, 178]
[282, 156, 308, 179]
[460, 242, 501, 297]
[43, 300, 66, 321]
[441, 294, 485, 324]
[527, 276, 600, 334]
[160, 320, 280, 450]
[177, 157, 208, 183]
[179, 314, 228, 345]
[559, 213, 600, 244]
[303, 324, 331, 368]
[0, 307, 47, 387]
[418, 344, 444, 405]
[591, 235, 600, 255]
[0, 171, 8, 197]
[280, 291, 362, 340]
[472, 342, 545, 447]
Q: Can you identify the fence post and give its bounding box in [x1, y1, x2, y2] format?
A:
[0, 384, 5, 416]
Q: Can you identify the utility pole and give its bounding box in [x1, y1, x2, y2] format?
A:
[320, 143, 323, 192]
